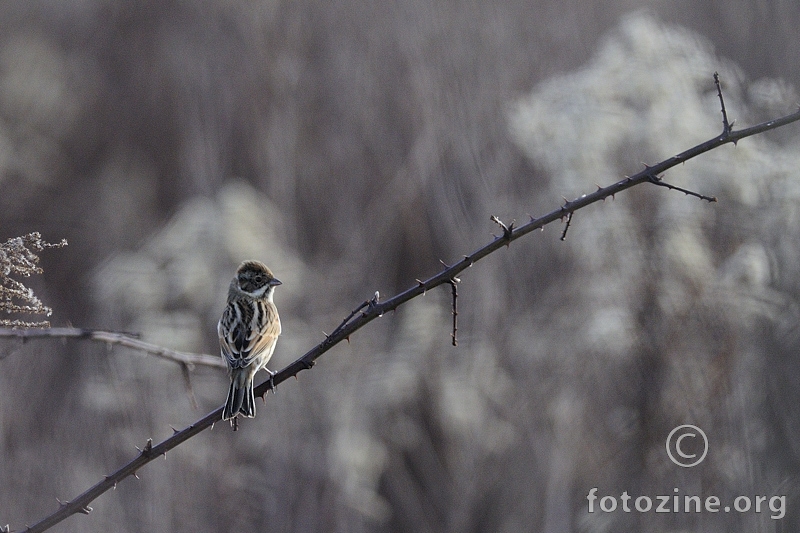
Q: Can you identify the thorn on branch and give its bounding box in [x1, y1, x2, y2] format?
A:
[560, 212, 574, 241]
[648, 175, 717, 202]
[1, 523, 9, 533]
[447, 279, 459, 346]
[137, 438, 153, 457]
[368, 291, 383, 317]
[78, 506, 92, 515]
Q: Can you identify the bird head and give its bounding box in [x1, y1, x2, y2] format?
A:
[235, 260, 282, 298]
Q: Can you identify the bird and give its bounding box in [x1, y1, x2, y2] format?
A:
[218, 260, 282, 421]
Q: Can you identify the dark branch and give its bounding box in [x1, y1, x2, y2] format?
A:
[647, 175, 717, 202]
[560, 212, 574, 241]
[19, 78, 800, 533]
[714, 72, 733, 136]
[448, 279, 459, 346]
[328, 300, 370, 339]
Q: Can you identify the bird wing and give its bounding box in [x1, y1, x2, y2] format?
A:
[218, 300, 281, 369]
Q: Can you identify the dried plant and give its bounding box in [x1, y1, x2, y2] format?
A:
[0, 232, 67, 328]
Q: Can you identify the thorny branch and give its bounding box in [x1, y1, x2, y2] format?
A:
[16, 77, 800, 533]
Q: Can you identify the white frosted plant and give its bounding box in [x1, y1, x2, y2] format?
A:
[0, 232, 66, 327]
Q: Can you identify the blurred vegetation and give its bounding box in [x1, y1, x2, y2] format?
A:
[2, 1, 800, 532]
[0, 232, 66, 327]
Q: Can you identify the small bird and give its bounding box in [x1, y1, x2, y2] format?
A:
[218, 260, 282, 421]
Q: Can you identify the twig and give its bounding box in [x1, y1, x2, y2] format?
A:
[490, 215, 514, 241]
[714, 72, 733, 136]
[560, 212, 574, 241]
[18, 77, 800, 533]
[448, 279, 459, 346]
[0, 328, 224, 369]
[647, 175, 717, 202]
[328, 300, 371, 339]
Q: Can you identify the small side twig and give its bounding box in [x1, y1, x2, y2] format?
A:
[448, 279, 459, 346]
[714, 72, 734, 136]
[560, 212, 574, 241]
[490, 215, 514, 241]
[647, 175, 717, 202]
[328, 300, 371, 339]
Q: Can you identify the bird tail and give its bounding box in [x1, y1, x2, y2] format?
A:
[223, 370, 256, 420]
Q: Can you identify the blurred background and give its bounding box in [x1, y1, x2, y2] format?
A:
[2, 1, 800, 531]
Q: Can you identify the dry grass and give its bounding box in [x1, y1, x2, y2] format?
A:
[0, 233, 66, 327]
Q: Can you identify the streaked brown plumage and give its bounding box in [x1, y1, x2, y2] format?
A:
[218, 260, 281, 420]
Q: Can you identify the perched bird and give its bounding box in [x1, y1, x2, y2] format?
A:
[218, 260, 282, 421]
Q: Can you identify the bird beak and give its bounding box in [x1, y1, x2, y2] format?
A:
[270, 278, 282, 286]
